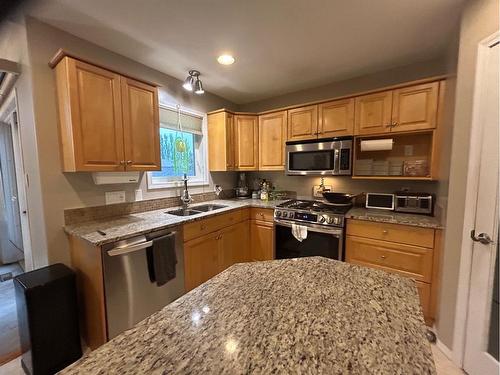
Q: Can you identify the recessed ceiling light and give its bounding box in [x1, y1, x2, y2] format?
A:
[217, 54, 235, 65]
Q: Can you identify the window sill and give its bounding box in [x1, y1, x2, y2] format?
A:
[147, 180, 210, 190]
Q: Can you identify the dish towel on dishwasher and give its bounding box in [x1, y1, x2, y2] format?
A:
[291, 223, 308, 242]
[148, 233, 177, 286]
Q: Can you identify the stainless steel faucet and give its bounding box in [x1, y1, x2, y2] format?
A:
[180, 173, 192, 209]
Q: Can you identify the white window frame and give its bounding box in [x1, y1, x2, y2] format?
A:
[147, 103, 209, 190]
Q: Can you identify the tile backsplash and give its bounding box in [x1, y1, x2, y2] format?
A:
[64, 191, 226, 225]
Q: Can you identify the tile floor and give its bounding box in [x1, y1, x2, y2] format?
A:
[0, 343, 464, 374]
[0, 263, 23, 366]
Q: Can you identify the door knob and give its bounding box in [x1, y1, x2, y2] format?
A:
[470, 230, 494, 245]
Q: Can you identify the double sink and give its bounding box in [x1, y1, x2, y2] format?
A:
[166, 204, 228, 217]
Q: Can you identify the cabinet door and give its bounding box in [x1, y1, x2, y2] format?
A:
[259, 111, 287, 170]
[287, 105, 318, 141]
[318, 98, 354, 137]
[234, 115, 258, 170]
[391, 82, 439, 132]
[250, 220, 274, 261]
[121, 77, 161, 171]
[64, 58, 125, 171]
[208, 111, 234, 171]
[220, 221, 250, 270]
[354, 91, 393, 135]
[184, 233, 220, 291]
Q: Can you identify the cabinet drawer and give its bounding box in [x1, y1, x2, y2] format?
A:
[415, 281, 431, 318]
[250, 208, 275, 223]
[346, 219, 434, 248]
[346, 235, 433, 282]
[184, 209, 243, 241]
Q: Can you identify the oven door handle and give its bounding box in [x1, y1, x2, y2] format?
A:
[274, 220, 343, 237]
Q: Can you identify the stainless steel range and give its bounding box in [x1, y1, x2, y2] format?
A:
[273, 200, 351, 261]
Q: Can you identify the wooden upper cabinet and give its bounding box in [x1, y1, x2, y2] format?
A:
[52, 54, 160, 172]
[234, 115, 258, 170]
[259, 111, 287, 170]
[318, 98, 355, 137]
[354, 90, 393, 135]
[287, 105, 318, 141]
[208, 111, 235, 171]
[391, 82, 439, 132]
[121, 77, 161, 171]
[55, 57, 125, 171]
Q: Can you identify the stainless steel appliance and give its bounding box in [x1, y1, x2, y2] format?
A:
[102, 227, 185, 339]
[274, 200, 351, 260]
[365, 193, 395, 210]
[394, 191, 434, 215]
[285, 137, 352, 176]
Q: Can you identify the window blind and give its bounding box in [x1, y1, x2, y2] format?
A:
[159, 106, 203, 135]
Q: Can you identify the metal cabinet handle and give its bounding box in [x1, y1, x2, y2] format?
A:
[108, 240, 153, 256]
[382, 230, 388, 234]
[471, 230, 494, 245]
[119, 160, 126, 165]
[381, 255, 387, 260]
[126, 160, 133, 164]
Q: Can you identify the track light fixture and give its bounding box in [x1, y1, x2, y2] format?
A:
[183, 70, 204, 94]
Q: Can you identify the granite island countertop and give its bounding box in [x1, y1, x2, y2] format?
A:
[64, 199, 286, 246]
[60, 257, 435, 374]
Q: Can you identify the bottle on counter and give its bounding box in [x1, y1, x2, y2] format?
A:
[260, 179, 269, 201]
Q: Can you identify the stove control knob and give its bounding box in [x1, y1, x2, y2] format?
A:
[319, 216, 326, 223]
[334, 217, 340, 225]
[326, 216, 334, 224]
[283, 212, 288, 218]
[275, 211, 281, 217]
[288, 212, 294, 219]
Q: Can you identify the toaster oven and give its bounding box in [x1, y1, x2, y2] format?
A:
[394, 192, 434, 215]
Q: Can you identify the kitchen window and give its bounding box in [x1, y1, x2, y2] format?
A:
[147, 104, 208, 189]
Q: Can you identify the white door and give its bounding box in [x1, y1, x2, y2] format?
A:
[463, 38, 499, 375]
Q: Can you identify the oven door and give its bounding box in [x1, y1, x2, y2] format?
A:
[274, 220, 344, 261]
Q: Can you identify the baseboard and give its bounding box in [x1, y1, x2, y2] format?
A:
[436, 338, 454, 360]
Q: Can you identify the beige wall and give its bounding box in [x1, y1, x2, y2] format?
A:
[0, 17, 48, 269]
[22, 17, 239, 265]
[435, 0, 499, 351]
[239, 58, 449, 112]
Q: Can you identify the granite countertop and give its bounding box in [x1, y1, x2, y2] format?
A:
[345, 207, 443, 229]
[64, 199, 286, 246]
[60, 257, 435, 374]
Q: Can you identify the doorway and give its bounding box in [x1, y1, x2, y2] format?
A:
[0, 91, 31, 365]
[462, 35, 499, 375]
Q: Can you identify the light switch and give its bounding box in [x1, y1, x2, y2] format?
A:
[105, 191, 126, 205]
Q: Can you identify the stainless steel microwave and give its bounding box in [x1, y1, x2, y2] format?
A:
[285, 137, 353, 176]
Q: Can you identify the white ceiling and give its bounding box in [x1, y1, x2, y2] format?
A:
[28, 0, 464, 104]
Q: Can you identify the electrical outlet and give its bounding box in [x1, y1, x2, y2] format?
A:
[404, 145, 414, 156]
[313, 185, 332, 198]
[134, 189, 143, 202]
[105, 191, 126, 205]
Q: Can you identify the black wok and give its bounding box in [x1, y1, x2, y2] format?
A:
[322, 192, 360, 205]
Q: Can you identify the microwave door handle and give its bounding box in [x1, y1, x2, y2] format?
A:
[333, 149, 340, 174]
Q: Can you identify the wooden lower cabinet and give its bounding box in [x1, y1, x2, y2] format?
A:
[183, 211, 251, 291]
[184, 232, 220, 292]
[220, 221, 250, 270]
[250, 220, 274, 261]
[345, 219, 441, 325]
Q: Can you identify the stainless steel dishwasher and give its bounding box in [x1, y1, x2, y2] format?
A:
[102, 227, 185, 339]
